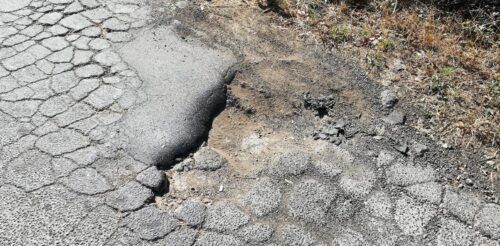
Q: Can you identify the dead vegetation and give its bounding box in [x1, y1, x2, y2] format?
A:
[257, 0, 499, 153]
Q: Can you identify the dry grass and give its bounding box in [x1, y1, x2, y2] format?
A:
[259, 0, 499, 152]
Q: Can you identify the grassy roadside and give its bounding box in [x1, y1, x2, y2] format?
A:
[257, 0, 499, 153]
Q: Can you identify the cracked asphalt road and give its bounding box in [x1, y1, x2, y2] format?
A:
[0, 0, 499, 245]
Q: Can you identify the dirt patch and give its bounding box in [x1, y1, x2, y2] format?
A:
[154, 0, 498, 201]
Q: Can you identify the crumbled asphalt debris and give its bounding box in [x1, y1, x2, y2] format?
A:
[303, 93, 335, 117]
[313, 118, 354, 145]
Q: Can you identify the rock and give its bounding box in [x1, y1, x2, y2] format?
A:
[394, 142, 409, 154]
[124, 206, 178, 240]
[241, 177, 282, 216]
[135, 166, 165, 190]
[203, 201, 249, 232]
[380, 90, 398, 108]
[106, 181, 153, 211]
[383, 111, 406, 125]
[412, 143, 429, 157]
[174, 200, 206, 226]
[193, 147, 227, 171]
[288, 179, 335, 224]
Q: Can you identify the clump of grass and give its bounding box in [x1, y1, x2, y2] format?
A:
[326, 25, 352, 43]
[258, 0, 500, 152]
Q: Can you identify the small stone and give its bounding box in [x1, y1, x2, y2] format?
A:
[135, 166, 165, 190]
[203, 201, 250, 232]
[106, 181, 153, 211]
[383, 111, 406, 125]
[413, 143, 429, 157]
[465, 178, 473, 186]
[240, 177, 282, 216]
[124, 206, 178, 240]
[394, 142, 409, 155]
[380, 90, 398, 108]
[174, 200, 206, 226]
[192, 146, 227, 171]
